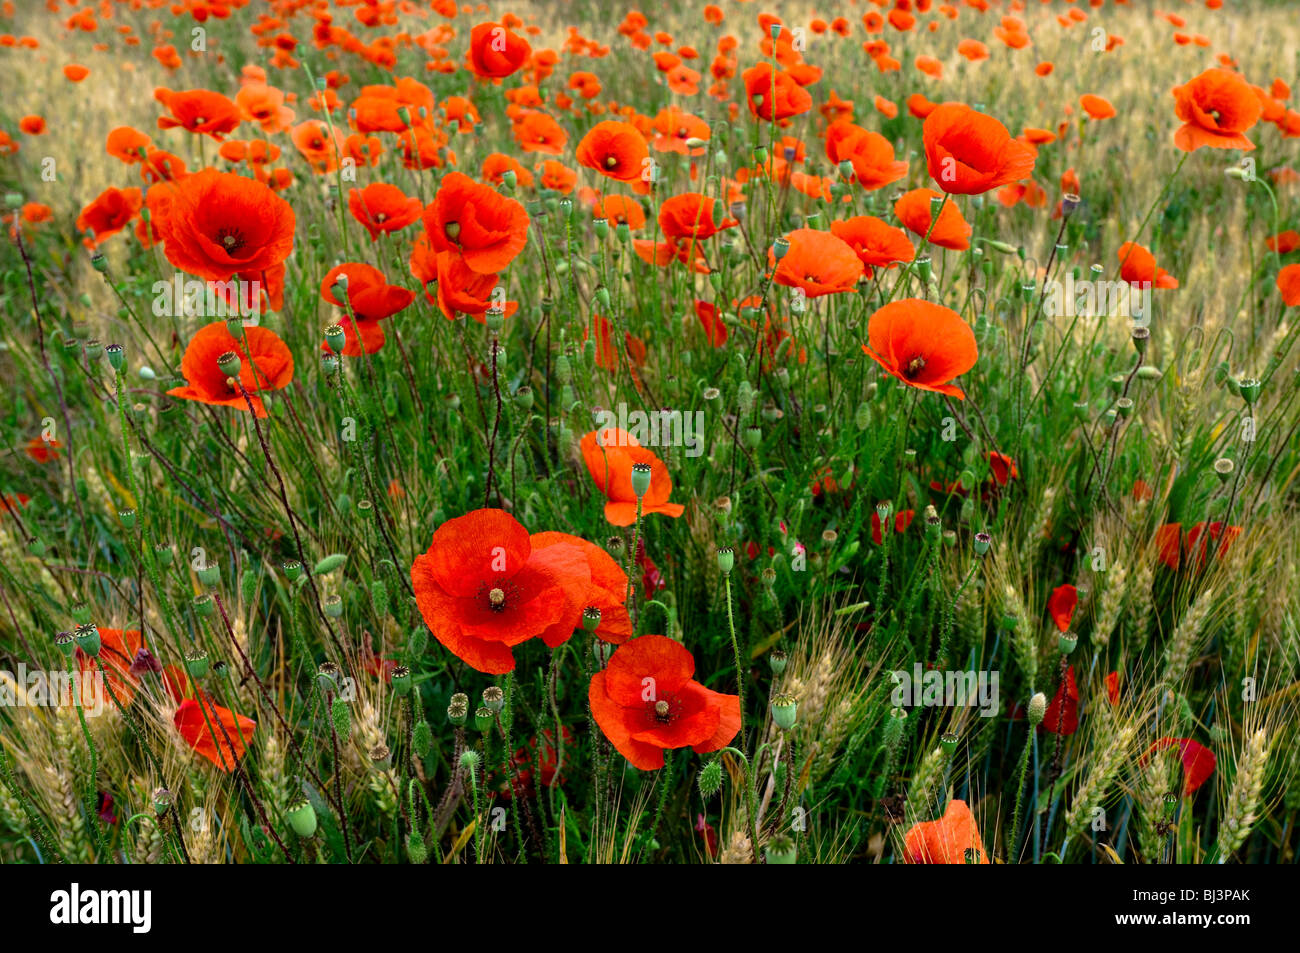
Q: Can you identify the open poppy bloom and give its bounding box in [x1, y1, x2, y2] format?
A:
[1172, 68, 1262, 151]
[422, 171, 529, 274]
[468, 21, 532, 79]
[903, 798, 988, 863]
[410, 509, 593, 673]
[741, 62, 812, 121]
[863, 298, 978, 399]
[829, 216, 914, 275]
[576, 120, 650, 185]
[826, 122, 908, 190]
[153, 87, 241, 139]
[658, 193, 736, 241]
[154, 169, 295, 282]
[320, 263, 415, 356]
[923, 102, 1036, 195]
[580, 428, 685, 525]
[769, 228, 864, 298]
[164, 666, 255, 772]
[76, 186, 143, 247]
[168, 321, 294, 417]
[349, 182, 422, 242]
[894, 188, 972, 250]
[1143, 738, 1216, 795]
[588, 634, 741, 770]
[1118, 242, 1178, 289]
[1276, 263, 1300, 306]
[530, 532, 633, 644]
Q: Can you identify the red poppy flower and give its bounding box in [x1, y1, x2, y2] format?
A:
[321, 263, 415, 356]
[923, 102, 1037, 195]
[1143, 738, 1216, 795]
[871, 508, 915, 544]
[1172, 68, 1262, 152]
[531, 532, 632, 645]
[829, 216, 914, 274]
[903, 798, 988, 863]
[1118, 242, 1179, 289]
[588, 634, 741, 770]
[410, 508, 592, 673]
[769, 228, 863, 298]
[1105, 671, 1120, 706]
[1047, 584, 1077, 632]
[658, 193, 736, 241]
[174, 696, 256, 772]
[349, 183, 422, 242]
[1041, 666, 1079, 735]
[422, 171, 530, 274]
[988, 451, 1018, 485]
[576, 120, 650, 184]
[154, 169, 295, 282]
[1278, 263, 1300, 306]
[863, 298, 978, 399]
[580, 428, 684, 525]
[167, 321, 294, 417]
[154, 87, 241, 140]
[76, 186, 143, 247]
[742, 62, 812, 121]
[72, 627, 146, 709]
[468, 21, 532, 80]
[894, 188, 972, 250]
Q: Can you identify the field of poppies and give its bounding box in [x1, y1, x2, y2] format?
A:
[0, 0, 1298, 868]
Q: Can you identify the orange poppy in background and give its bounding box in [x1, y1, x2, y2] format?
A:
[863, 298, 978, 399]
[1172, 68, 1262, 151]
[580, 428, 684, 525]
[291, 119, 346, 173]
[468, 21, 532, 80]
[63, 64, 90, 81]
[1047, 584, 1078, 632]
[923, 102, 1037, 195]
[168, 322, 294, 417]
[235, 83, 295, 134]
[903, 799, 988, 863]
[576, 120, 649, 184]
[588, 634, 741, 771]
[1143, 738, 1216, 795]
[600, 194, 646, 230]
[769, 228, 864, 297]
[348, 182, 422, 242]
[153, 87, 241, 139]
[106, 126, 151, 163]
[1118, 242, 1179, 288]
[482, 151, 536, 188]
[76, 186, 142, 247]
[894, 188, 972, 250]
[1080, 93, 1116, 120]
[658, 192, 735, 241]
[172, 693, 256, 772]
[742, 62, 811, 121]
[1279, 263, 1300, 306]
[410, 508, 591, 673]
[73, 628, 146, 709]
[423, 171, 529, 274]
[154, 169, 295, 282]
[651, 106, 709, 155]
[828, 122, 909, 190]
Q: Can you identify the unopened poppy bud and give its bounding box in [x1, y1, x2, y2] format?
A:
[185, 649, 210, 678]
[324, 324, 345, 354]
[391, 665, 412, 696]
[716, 546, 735, 575]
[287, 800, 318, 838]
[769, 647, 787, 673]
[153, 788, 174, 816]
[413, 720, 432, 757]
[753, 145, 769, 165]
[74, 622, 101, 656]
[555, 352, 572, 383]
[1059, 632, 1078, 655]
[1162, 791, 1179, 817]
[698, 759, 723, 798]
[216, 350, 241, 379]
[974, 532, 992, 556]
[582, 606, 602, 632]
[772, 235, 790, 260]
[765, 833, 797, 865]
[1213, 457, 1234, 483]
[105, 342, 125, 371]
[459, 749, 482, 773]
[55, 631, 75, 658]
[770, 692, 798, 731]
[501, 169, 516, 191]
[370, 744, 391, 768]
[1027, 692, 1047, 726]
[321, 353, 340, 375]
[594, 285, 611, 309]
[1238, 377, 1261, 405]
[630, 462, 653, 497]
[1136, 365, 1163, 381]
[332, 697, 351, 738]
[474, 706, 495, 732]
[3, 192, 21, 210]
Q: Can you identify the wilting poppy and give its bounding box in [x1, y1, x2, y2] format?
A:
[154, 169, 295, 282]
[580, 428, 684, 525]
[167, 321, 294, 417]
[923, 102, 1037, 195]
[768, 228, 863, 297]
[903, 799, 988, 863]
[349, 182, 422, 242]
[423, 171, 529, 274]
[863, 298, 978, 399]
[1172, 68, 1262, 151]
[410, 508, 592, 673]
[588, 634, 741, 770]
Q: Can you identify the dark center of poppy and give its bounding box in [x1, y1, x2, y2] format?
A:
[654, 700, 670, 722]
[677, 127, 687, 137]
[218, 228, 246, 253]
[904, 355, 927, 379]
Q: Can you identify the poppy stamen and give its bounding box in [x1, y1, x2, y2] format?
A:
[654, 700, 671, 723]
[905, 355, 927, 379]
[217, 228, 246, 253]
[488, 587, 506, 608]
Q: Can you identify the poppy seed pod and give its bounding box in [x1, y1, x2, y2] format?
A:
[629, 461, 653, 498]
[105, 342, 125, 371]
[1238, 377, 1261, 405]
[316, 661, 340, 694]
[582, 606, 602, 632]
[324, 323, 345, 354]
[391, 665, 412, 696]
[769, 647, 787, 674]
[55, 631, 76, 658]
[193, 593, 214, 618]
[216, 350, 241, 379]
[482, 685, 505, 712]
[1214, 457, 1235, 483]
[196, 560, 220, 587]
[71, 603, 92, 626]
[771, 692, 798, 731]
[474, 706, 495, 732]
[974, 532, 992, 556]
[771, 235, 790, 260]
[287, 800, 318, 838]
[940, 732, 959, 756]
[765, 833, 797, 864]
[716, 546, 735, 575]
[152, 788, 174, 817]
[74, 622, 101, 656]
[185, 649, 210, 678]
[119, 508, 136, 531]
[447, 695, 469, 727]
